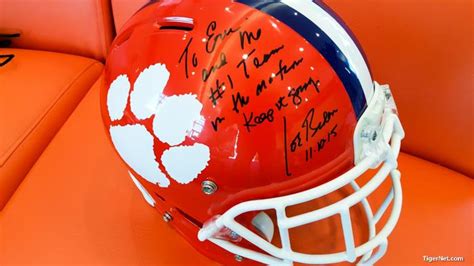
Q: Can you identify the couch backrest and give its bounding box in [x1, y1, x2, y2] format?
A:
[111, 0, 148, 33]
[0, 0, 114, 61]
[326, 0, 473, 177]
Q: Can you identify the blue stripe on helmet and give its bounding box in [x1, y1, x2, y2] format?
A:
[236, 0, 367, 118]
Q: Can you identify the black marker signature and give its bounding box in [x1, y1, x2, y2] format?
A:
[206, 21, 240, 54]
[256, 80, 268, 96]
[288, 77, 321, 106]
[253, 45, 284, 68]
[202, 52, 227, 82]
[302, 124, 338, 162]
[290, 132, 303, 153]
[240, 28, 262, 50]
[273, 58, 304, 83]
[209, 79, 226, 106]
[237, 45, 284, 79]
[283, 116, 292, 176]
[178, 38, 198, 79]
[256, 57, 304, 96]
[227, 74, 234, 89]
[317, 124, 338, 152]
[243, 108, 274, 133]
[303, 108, 338, 141]
[236, 48, 256, 79]
[290, 108, 338, 152]
[232, 92, 250, 114]
[275, 96, 289, 111]
[211, 117, 226, 132]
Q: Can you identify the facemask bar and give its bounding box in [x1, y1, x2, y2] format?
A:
[198, 83, 405, 265]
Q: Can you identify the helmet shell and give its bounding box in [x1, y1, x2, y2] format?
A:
[101, 0, 371, 263]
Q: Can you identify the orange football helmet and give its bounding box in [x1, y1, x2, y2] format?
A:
[101, 0, 405, 265]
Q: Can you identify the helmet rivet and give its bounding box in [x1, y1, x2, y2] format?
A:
[201, 180, 218, 195]
[163, 212, 173, 223]
[234, 254, 244, 262]
[229, 231, 239, 241]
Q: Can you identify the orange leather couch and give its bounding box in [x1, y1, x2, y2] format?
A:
[0, 0, 114, 209]
[0, 1, 472, 265]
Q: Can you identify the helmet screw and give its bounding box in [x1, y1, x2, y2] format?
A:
[384, 90, 392, 100]
[229, 231, 239, 241]
[234, 254, 244, 262]
[201, 180, 218, 195]
[163, 212, 173, 223]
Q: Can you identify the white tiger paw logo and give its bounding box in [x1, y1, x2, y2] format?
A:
[106, 63, 210, 189]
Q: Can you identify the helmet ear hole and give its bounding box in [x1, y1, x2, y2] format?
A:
[251, 211, 275, 242]
[158, 17, 195, 31]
